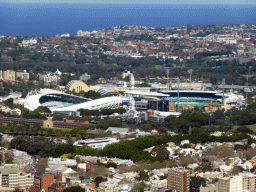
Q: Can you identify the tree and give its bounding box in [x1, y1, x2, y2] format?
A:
[235, 126, 253, 134]
[5, 158, 13, 164]
[76, 145, 97, 156]
[131, 182, 147, 192]
[231, 166, 244, 174]
[178, 156, 196, 167]
[190, 176, 207, 192]
[106, 161, 117, 168]
[33, 123, 42, 135]
[94, 176, 104, 187]
[63, 186, 85, 192]
[213, 109, 225, 119]
[136, 170, 149, 181]
[158, 127, 167, 134]
[245, 148, 256, 160]
[52, 144, 75, 158]
[34, 106, 51, 113]
[0, 154, 3, 165]
[25, 124, 30, 135]
[36, 158, 48, 174]
[84, 166, 108, 179]
[206, 145, 234, 158]
[150, 145, 170, 159]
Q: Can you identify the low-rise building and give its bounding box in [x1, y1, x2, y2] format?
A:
[80, 73, 91, 82]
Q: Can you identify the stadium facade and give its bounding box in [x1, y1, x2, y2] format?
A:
[24, 89, 130, 112]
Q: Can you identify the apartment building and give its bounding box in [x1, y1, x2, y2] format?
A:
[0, 164, 34, 190]
[218, 176, 242, 192]
[1, 70, 15, 81]
[34, 174, 54, 192]
[39, 74, 60, 85]
[240, 172, 256, 191]
[16, 70, 29, 81]
[167, 168, 190, 192]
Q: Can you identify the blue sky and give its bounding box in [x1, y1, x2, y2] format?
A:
[7, 0, 256, 4]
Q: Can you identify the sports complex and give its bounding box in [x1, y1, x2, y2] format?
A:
[24, 89, 130, 112]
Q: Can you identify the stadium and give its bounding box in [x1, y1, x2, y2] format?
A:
[24, 89, 130, 112]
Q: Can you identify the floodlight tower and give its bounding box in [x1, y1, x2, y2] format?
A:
[166, 68, 170, 90]
[177, 77, 180, 112]
[222, 78, 225, 110]
[188, 69, 192, 90]
[246, 75, 248, 107]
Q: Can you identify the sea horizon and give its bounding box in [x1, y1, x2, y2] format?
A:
[1, 3, 256, 37]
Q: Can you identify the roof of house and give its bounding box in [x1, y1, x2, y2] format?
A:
[106, 127, 129, 134]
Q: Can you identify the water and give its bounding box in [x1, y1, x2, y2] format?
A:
[1, 3, 256, 36]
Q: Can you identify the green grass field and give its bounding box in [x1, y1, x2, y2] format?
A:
[49, 128, 72, 132]
[232, 124, 256, 132]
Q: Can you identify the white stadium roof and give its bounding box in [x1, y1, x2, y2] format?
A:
[24, 89, 130, 112]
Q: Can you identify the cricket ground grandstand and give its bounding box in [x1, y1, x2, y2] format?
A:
[24, 89, 130, 112]
[158, 90, 245, 109]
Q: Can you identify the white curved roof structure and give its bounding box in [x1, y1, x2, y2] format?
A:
[24, 89, 130, 112]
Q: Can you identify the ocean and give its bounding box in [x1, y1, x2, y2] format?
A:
[0, 3, 256, 37]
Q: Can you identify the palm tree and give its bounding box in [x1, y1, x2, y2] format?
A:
[25, 124, 30, 135]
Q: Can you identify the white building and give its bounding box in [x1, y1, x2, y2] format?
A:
[38, 74, 60, 85]
[22, 38, 37, 45]
[24, 89, 131, 112]
[0, 164, 34, 190]
[77, 30, 91, 37]
[218, 176, 242, 192]
[60, 33, 70, 38]
[16, 70, 29, 81]
[80, 73, 91, 81]
[73, 137, 119, 149]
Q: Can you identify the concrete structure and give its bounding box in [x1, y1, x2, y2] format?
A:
[77, 30, 91, 37]
[0, 187, 15, 192]
[24, 89, 130, 112]
[167, 168, 189, 192]
[66, 80, 90, 93]
[16, 70, 29, 81]
[240, 172, 256, 191]
[62, 168, 78, 183]
[80, 73, 91, 82]
[218, 176, 243, 192]
[200, 184, 218, 192]
[73, 137, 119, 149]
[159, 90, 245, 111]
[244, 159, 256, 170]
[105, 127, 129, 135]
[22, 38, 37, 45]
[39, 74, 60, 85]
[0, 164, 34, 190]
[1, 70, 15, 81]
[33, 174, 54, 192]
